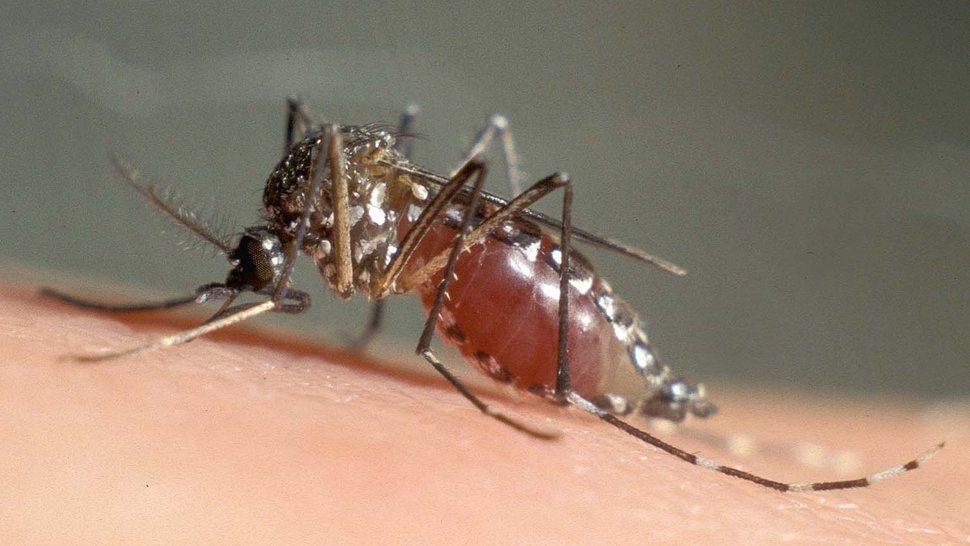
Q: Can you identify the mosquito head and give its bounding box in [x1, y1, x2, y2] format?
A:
[225, 227, 285, 292]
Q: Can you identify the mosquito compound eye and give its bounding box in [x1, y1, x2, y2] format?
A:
[225, 229, 284, 291]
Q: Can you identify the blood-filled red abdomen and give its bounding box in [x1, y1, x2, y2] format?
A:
[405, 218, 630, 399]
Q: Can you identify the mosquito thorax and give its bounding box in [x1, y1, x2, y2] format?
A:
[263, 125, 401, 245]
[262, 125, 432, 297]
[225, 227, 285, 291]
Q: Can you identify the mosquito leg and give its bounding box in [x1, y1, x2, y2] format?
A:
[394, 169, 568, 426]
[400, 172, 569, 291]
[400, 168, 573, 397]
[540, 184, 943, 488]
[201, 288, 308, 324]
[375, 157, 490, 296]
[393, 162, 687, 276]
[395, 103, 420, 159]
[62, 283, 310, 362]
[67, 300, 277, 362]
[568, 393, 942, 492]
[284, 96, 318, 153]
[452, 113, 522, 195]
[379, 154, 557, 437]
[277, 123, 353, 302]
[548, 181, 939, 488]
[543, 182, 943, 488]
[661, 425, 868, 477]
[411, 160, 556, 440]
[553, 180, 574, 399]
[396, 170, 571, 393]
[324, 125, 353, 297]
[348, 104, 420, 350]
[270, 288, 311, 314]
[418, 347, 557, 440]
[348, 300, 385, 350]
[402, 167, 943, 487]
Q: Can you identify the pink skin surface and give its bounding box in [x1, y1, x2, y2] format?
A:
[1, 284, 968, 544]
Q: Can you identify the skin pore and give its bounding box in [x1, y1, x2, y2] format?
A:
[1, 285, 967, 544]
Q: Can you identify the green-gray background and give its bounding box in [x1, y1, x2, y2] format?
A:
[3, 2, 968, 399]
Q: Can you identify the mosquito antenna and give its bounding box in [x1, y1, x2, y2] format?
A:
[111, 155, 234, 255]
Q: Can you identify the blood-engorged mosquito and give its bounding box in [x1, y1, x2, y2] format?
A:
[42, 99, 942, 492]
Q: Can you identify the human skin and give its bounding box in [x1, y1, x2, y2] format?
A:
[1, 285, 967, 544]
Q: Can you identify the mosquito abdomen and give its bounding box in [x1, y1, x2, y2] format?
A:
[407, 208, 672, 405]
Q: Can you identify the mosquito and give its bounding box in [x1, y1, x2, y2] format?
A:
[42, 99, 942, 492]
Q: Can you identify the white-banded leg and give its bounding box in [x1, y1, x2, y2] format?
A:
[537, 176, 944, 491]
[569, 392, 942, 491]
[657, 424, 867, 477]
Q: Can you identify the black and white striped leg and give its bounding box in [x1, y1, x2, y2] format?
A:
[568, 393, 942, 492]
[545, 177, 942, 491]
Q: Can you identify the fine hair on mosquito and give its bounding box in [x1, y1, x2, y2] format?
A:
[42, 98, 943, 492]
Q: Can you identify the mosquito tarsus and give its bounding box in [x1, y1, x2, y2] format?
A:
[42, 98, 942, 492]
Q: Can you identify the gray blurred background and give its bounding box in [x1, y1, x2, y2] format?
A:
[2, 2, 968, 399]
